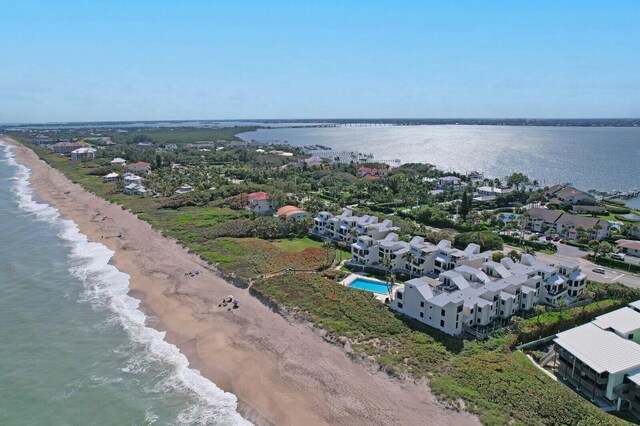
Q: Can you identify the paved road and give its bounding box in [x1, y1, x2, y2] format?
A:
[504, 243, 640, 290]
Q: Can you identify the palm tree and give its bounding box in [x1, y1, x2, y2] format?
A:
[323, 240, 334, 266]
[579, 290, 595, 318]
[387, 273, 397, 301]
[557, 298, 567, 311]
[402, 251, 417, 278]
[337, 241, 347, 263]
[533, 304, 546, 323]
[381, 253, 394, 274]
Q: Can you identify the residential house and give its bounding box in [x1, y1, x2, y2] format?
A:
[474, 186, 514, 201]
[545, 184, 596, 205]
[304, 156, 324, 167]
[123, 174, 143, 186]
[127, 162, 151, 173]
[103, 172, 119, 183]
[276, 205, 309, 220]
[98, 137, 114, 146]
[437, 176, 464, 190]
[124, 183, 147, 196]
[573, 205, 607, 215]
[246, 191, 272, 215]
[356, 167, 390, 180]
[70, 147, 96, 162]
[617, 240, 640, 258]
[111, 158, 126, 167]
[175, 184, 194, 194]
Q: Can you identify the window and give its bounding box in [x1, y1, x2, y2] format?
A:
[420, 301, 424, 308]
[630, 334, 634, 340]
[440, 320, 445, 327]
[397, 292, 403, 300]
[419, 312, 424, 318]
[397, 302, 403, 309]
[457, 305, 463, 313]
[441, 309, 446, 316]
[501, 299, 505, 305]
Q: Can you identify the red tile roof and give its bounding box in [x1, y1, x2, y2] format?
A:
[247, 191, 269, 201]
[276, 205, 309, 217]
[128, 162, 151, 168]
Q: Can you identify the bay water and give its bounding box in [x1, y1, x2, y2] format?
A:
[0, 142, 248, 426]
[239, 125, 640, 208]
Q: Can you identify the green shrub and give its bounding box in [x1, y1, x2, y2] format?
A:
[454, 231, 504, 251]
[607, 205, 631, 214]
[588, 255, 640, 273]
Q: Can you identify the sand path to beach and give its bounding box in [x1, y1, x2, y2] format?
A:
[6, 137, 477, 426]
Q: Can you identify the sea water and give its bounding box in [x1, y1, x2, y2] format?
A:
[0, 142, 250, 425]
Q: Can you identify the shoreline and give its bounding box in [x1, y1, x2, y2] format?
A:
[3, 137, 477, 425]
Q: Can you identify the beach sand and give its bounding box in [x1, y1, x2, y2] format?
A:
[5, 137, 478, 426]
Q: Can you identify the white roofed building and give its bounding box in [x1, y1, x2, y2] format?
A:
[552, 302, 640, 418]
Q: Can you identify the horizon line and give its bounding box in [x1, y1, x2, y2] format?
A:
[3, 117, 640, 127]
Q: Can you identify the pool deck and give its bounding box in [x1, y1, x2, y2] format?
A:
[339, 273, 402, 302]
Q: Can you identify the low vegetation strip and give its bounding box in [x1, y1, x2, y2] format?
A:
[253, 274, 633, 425]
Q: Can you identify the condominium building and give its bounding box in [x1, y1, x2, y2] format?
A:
[50, 141, 90, 154]
[311, 209, 399, 244]
[525, 207, 610, 241]
[391, 254, 586, 336]
[311, 210, 586, 336]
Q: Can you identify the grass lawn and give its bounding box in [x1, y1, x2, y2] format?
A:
[272, 236, 324, 252]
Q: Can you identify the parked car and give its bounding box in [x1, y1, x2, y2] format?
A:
[592, 267, 606, 274]
[612, 253, 626, 261]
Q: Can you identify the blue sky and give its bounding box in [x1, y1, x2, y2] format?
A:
[1, 1, 638, 122]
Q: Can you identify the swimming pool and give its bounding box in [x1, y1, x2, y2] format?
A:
[348, 277, 392, 295]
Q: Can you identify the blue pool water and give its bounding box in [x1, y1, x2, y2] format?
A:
[348, 278, 392, 295]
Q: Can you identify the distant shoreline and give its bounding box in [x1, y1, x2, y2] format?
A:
[3, 118, 640, 130]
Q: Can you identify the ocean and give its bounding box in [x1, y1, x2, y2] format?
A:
[238, 125, 640, 208]
[0, 142, 249, 425]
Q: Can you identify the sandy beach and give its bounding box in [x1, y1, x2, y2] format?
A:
[5, 137, 477, 426]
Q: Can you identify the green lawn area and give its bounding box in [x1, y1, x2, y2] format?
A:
[272, 236, 324, 252]
[253, 275, 636, 426]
